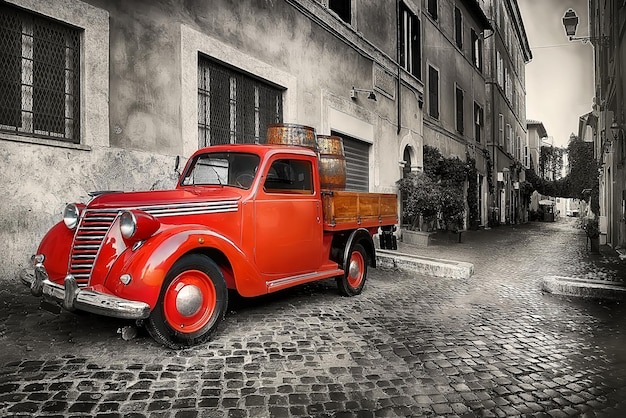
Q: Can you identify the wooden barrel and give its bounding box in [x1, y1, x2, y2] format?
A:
[266, 123, 317, 151]
[316, 135, 347, 190]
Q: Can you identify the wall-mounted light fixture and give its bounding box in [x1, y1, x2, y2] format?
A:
[351, 86, 377, 101]
[562, 8, 609, 46]
[417, 93, 424, 109]
[610, 118, 625, 140]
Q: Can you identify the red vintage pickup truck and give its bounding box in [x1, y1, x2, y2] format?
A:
[20, 143, 397, 348]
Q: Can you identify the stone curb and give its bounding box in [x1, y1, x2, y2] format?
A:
[376, 249, 474, 279]
[542, 275, 626, 300]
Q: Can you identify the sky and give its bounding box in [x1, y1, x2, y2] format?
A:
[517, 0, 595, 148]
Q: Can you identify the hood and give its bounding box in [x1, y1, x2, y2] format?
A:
[86, 188, 242, 214]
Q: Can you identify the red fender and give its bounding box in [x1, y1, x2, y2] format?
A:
[104, 225, 262, 309]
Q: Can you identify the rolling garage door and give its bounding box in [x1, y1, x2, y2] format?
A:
[332, 131, 370, 192]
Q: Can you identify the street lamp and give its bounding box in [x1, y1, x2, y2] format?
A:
[562, 8, 578, 38]
[610, 119, 624, 140]
[561, 8, 609, 45]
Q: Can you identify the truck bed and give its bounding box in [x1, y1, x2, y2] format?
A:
[322, 190, 398, 231]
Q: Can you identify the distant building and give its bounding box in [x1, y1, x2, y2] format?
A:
[483, 0, 533, 225]
[526, 120, 548, 176]
[421, 0, 491, 227]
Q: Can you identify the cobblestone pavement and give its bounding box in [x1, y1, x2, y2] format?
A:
[1, 218, 626, 417]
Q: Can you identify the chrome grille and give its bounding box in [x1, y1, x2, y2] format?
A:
[69, 209, 118, 287]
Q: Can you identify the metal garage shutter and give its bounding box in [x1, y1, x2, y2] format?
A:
[332, 132, 370, 192]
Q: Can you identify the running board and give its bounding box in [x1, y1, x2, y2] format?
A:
[266, 269, 344, 293]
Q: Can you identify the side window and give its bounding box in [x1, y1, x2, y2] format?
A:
[264, 159, 314, 194]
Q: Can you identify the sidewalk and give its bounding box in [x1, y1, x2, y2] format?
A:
[382, 217, 626, 298]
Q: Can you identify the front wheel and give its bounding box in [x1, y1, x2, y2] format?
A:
[336, 243, 368, 296]
[146, 254, 228, 349]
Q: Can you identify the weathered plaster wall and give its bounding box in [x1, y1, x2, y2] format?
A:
[0, 140, 180, 279]
[107, 2, 181, 154]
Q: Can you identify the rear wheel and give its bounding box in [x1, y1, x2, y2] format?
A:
[336, 243, 368, 296]
[146, 254, 228, 349]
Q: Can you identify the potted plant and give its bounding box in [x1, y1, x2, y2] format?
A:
[584, 217, 600, 253]
[440, 186, 465, 242]
[397, 172, 440, 246]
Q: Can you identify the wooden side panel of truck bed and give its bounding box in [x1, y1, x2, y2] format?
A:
[322, 190, 398, 231]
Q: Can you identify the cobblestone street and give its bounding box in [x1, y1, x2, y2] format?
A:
[1, 218, 626, 417]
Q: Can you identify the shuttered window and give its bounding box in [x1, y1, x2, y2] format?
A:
[454, 7, 463, 49]
[474, 102, 483, 143]
[400, 2, 421, 80]
[428, 65, 439, 119]
[198, 56, 283, 147]
[455, 85, 464, 134]
[332, 131, 369, 192]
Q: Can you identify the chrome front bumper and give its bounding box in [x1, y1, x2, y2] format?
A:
[20, 264, 151, 320]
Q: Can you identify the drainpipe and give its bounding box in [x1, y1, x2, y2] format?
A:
[396, 0, 402, 135]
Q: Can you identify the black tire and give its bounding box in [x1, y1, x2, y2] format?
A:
[336, 243, 368, 296]
[145, 254, 228, 349]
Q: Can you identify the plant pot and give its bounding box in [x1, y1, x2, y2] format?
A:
[401, 229, 433, 247]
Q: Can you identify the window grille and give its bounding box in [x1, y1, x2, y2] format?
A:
[198, 56, 283, 148]
[0, 3, 80, 143]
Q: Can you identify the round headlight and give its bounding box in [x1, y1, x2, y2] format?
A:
[120, 211, 137, 239]
[63, 203, 81, 230]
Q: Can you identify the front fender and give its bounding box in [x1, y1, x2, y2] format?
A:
[36, 221, 74, 282]
[104, 225, 261, 308]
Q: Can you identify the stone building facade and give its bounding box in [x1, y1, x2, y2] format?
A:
[586, 0, 626, 249]
[0, 0, 425, 278]
[421, 0, 491, 228]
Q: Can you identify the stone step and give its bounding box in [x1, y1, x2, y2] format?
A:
[542, 275, 626, 300]
[376, 249, 474, 279]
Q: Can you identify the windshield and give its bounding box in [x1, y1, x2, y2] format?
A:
[181, 152, 261, 189]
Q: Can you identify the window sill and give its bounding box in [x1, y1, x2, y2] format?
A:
[0, 132, 91, 151]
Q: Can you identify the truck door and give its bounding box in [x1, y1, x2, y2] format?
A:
[254, 156, 323, 275]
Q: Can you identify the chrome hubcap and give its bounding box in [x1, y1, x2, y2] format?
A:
[349, 259, 360, 277]
[175, 285, 203, 317]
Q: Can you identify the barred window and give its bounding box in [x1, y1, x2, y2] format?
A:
[0, 3, 81, 143]
[198, 56, 283, 147]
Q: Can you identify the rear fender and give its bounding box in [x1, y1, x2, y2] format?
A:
[105, 226, 261, 308]
[342, 228, 376, 270]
